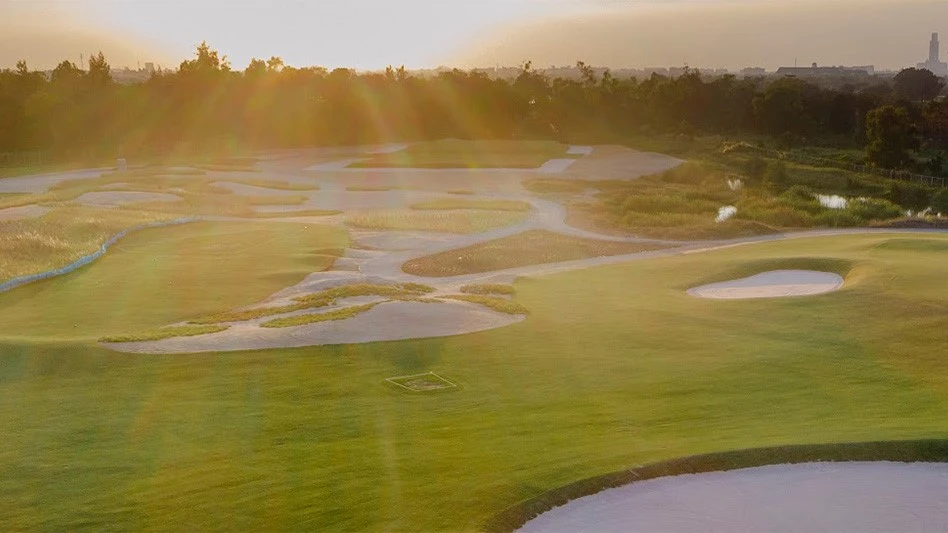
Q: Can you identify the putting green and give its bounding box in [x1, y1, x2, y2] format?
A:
[0, 221, 346, 340]
[0, 233, 946, 531]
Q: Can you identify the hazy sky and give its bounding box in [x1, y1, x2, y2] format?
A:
[1, 0, 946, 71]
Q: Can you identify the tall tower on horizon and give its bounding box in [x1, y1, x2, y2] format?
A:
[918, 32, 948, 76]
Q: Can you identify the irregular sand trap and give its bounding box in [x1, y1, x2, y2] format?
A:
[562, 146, 684, 181]
[518, 462, 948, 533]
[537, 159, 581, 173]
[688, 270, 843, 299]
[212, 181, 309, 196]
[104, 300, 524, 354]
[76, 191, 182, 208]
[0, 204, 50, 221]
[0, 168, 106, 193]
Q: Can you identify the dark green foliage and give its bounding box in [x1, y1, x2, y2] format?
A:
[866, 105, 919, 169]
[888, 181, 933, 211]
[932, 189, 948, 214]
[892, 68, 946, 102]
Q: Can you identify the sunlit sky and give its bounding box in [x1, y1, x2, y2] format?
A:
[2, 0, 947, 71]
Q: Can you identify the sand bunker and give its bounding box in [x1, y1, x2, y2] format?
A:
[76, 191, 182, 208]
[0, 204, 50, 221]
[519, 462, 948, 533]
[688, 270, 843, 299]
[104, 300, 523, 354]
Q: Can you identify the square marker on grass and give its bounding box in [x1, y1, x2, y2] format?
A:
[386, 372, 457, 392]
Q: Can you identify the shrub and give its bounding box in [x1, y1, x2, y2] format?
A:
[847, 198, 904, 221]
[932, 189, 948, 215]
[888, 182, 932, 211]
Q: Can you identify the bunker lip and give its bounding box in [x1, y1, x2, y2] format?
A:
[687, 269, 844, 299]
[517, 461, 948, 533]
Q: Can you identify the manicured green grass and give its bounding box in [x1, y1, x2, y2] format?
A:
[443, 294, 529, 315]
[101, 324, 229, 343]
[345, 210, 529, 234]
[0, 221, 346, 340]
[403, 229, 669, 277]
[350, 139, 572, 169]
[261, 303, 379, 328]
[410, 199, 532, 212]
[0, 233, 947, 530]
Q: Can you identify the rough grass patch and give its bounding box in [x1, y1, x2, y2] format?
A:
[460, 284, 515, 296]
[443, 294, 529, 315]
[260, 303, 379, 328]
[100, 324, 228, 343]
[403, 230, 669, 277]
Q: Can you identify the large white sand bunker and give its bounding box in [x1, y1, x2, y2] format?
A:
[75, 191, 183, 208]
[519, 462, 948, 533]
[105, 300, 524, 354]
[688, 270, 844, 300]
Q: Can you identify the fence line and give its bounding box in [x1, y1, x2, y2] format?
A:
[749, 146, 947, 188]
[0, 218, 197, 295]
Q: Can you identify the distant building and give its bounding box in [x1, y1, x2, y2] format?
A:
[917, 32, 948, 76]
[775, 63, 873, 79]
[740, 67, 767, 78]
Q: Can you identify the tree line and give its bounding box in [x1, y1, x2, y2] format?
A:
[2, 43, 948, 173]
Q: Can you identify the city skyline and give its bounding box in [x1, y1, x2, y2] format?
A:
[2, 0, 948, 73]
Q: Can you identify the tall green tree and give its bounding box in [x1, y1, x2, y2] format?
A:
[866, 105, 918, 168]
[892, 68, 945, 102]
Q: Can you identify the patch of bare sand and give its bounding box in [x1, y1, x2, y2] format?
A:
[562, 145, 683, 180]
[0, 204, 50, 221]
[688, 270, 843, 299]
[104, 300, 523, 354]
[75, 191, 182, 208]
[518, 462, 948, 533]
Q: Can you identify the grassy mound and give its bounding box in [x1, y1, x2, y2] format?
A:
[460, 284, 516, 296]
[101, 325, 229, 343]
[261, 303, 379, 328]
[403, 229, 669, 277]
[443, 294, 529, 315]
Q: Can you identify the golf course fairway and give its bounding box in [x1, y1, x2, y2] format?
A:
[0, 232, 946, 530]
